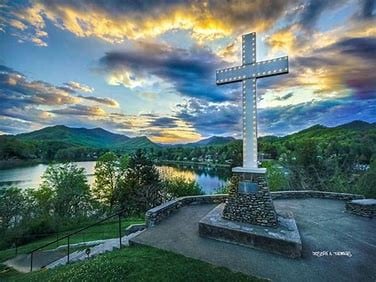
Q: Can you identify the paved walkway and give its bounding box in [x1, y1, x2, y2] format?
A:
[130, 199, 376, 282]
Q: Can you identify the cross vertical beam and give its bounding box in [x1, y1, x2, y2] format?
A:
[242, 32, 256, 65]
[242, 78, 257, 168]
[240, 32, 258, 169]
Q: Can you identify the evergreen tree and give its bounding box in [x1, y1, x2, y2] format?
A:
[116, 150, 162, 215]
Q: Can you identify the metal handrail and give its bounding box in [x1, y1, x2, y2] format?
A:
[29, 209, 125, 272]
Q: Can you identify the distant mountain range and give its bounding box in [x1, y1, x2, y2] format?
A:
[3, 120, 376, 151]
[185, 136, 236, 147]
[9, 125, 238, 149]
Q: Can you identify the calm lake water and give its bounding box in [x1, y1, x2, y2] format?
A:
[0, 161, 231, 194]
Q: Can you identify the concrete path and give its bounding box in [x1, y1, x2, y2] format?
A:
[130, 199, 376, 282]
[4, 249, 67, 273]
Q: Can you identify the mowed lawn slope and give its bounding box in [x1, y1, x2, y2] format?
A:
[6, 245, 264, 282]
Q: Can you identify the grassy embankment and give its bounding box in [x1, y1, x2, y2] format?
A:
[4, 245, 264, 282]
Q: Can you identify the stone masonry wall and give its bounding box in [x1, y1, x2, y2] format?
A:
[346, 200, 375, 218]
[145, 191, 364, 227]
[223, 174, 278, 227]
[145, 195, 227, 227]
[272, 191, 364, 201]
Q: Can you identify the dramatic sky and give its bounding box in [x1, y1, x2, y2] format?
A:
[0, 0, 375, 143]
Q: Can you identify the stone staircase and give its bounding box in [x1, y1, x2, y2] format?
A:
[46, 230, 144, 269]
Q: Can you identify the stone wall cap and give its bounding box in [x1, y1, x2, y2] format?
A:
[232, 167, 267, 173]
[147, 199, 179, 213]
[350, 199, 376, 205]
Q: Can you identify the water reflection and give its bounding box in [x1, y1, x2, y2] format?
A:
[0, 161, 230, 194]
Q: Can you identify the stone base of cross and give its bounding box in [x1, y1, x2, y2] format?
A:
[216, 32, 288, 174]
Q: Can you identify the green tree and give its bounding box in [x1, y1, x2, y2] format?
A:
[163, 176, 203, 199]
[0, 187, 25, 231]
[23, 185, 56, 236]
[116, 150, 163, 215]
[41, 163, 92, 220]
[264, 162, 290, 191]
[93, 152, 119, 211]
[356, 161, 376, 198]
[0, 187, 28, 249]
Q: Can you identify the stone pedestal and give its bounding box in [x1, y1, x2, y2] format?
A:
[198, 168, 302, 258]
[223, 171, 278, 227]
[199, 204, 302, 258]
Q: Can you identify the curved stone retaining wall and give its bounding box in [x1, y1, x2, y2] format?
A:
[145, 195, 227, 227]
[346, 199, 375, 218]
[271, 190, 364, 201]
[145, 191, 364, 227]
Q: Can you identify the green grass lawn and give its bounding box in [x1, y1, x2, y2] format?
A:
[0, 217, 144, 263]
[6, 245, 265, 282]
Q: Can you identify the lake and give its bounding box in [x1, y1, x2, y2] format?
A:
[0, 161, 231, 194]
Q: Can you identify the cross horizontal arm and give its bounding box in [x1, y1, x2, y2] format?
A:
[216, 56, 289, 85]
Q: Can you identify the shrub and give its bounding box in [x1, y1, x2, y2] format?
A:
[163, 176, 203, 199]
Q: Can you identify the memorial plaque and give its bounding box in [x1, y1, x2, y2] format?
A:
[238, 181, 258, 194]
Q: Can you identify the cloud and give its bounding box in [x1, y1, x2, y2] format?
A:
[323, 36, 376, 61]
[97, 112, 201, 143]
[275, 92, 293, 101]
[98, 41, 233, 102]
[138, 92, 158, 101]
[264, 25, 298, 55]
[265, 1, 376, 58]
[78, 95, 119, 108]
[1, 0, 299, 45]
[174, 98, 241, 137]
[1, 2, 48, 46]
[50, 105, 107, 117]
[357, 0, 376, 19]
[149, 117, 178, 128]
[298, 0, 344, 30]
[9, 19, 27, 30]
[0, 106, 53, 123]
[0, 116, 33, 135]
[0, 65, 80, 108]
[0, 65, 121, 122]
[0, 65, 126, 135]
[262, 30, 376, 104]
[259, 96, 376, 136]
[147, 128, 201, 144]
[290, 36, 376, 100]
[64, 81, 94, 93]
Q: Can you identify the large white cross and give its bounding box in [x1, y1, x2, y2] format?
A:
[216, 32, 289, 173]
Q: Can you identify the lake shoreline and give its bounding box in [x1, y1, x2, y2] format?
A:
[0, 159, 45, 170]
[0, 161, 229, 193]
[0, 158, 232, 170]
[0, 158, 98, 170]
[156, 160, 231, 168]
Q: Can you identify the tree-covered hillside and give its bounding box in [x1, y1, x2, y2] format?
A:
[17, 125, 130, 148]
[0, 125, 158, 164]
[0, 121, 375, 169]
